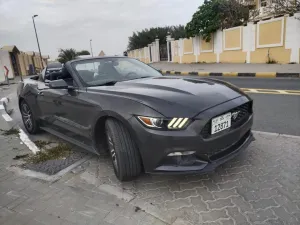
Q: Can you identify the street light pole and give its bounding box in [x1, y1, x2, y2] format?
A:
[32, 15, 44, 70]
[90, 39, 94, 57]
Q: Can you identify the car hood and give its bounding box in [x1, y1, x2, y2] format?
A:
[87, 76, 244, 117]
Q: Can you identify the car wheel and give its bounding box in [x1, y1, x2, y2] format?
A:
[20, 100, 40, 134]
[105, 118, 142, 181]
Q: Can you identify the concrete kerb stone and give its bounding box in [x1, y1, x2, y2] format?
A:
[7, 155, 92, 182]
[0, 97, 14, 131]
[1, 97, 10, 114]
[0, 96, 93, 184]
[159, 70, 300, 78]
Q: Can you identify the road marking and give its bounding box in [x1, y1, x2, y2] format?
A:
[241, 88, 300, 95]
[198, 72, 210, 76]
[1, 97, 39, 154]
[18, 128, 40, 154]
[223, 72, 238, 77]
[2, 114, 12, 121]
[255, 72, 276, 78]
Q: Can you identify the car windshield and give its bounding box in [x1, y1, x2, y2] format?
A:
[72, 57, 162, 86]
[47, 62, 62, 69]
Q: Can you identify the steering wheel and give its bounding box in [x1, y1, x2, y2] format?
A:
[123, 72, 138, 80]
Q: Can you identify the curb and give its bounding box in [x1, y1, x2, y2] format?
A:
[0, 97, 40, 154]
[0, 97, 9, 114]
[159, 70, 300, 78]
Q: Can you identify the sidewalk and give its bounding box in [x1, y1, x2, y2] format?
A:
[0, 117, 168, 225]
[150, 62, 300, 77]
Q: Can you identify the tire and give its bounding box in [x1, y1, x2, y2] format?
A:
[105, 118, 142, 181]
[20, 100, 40, 134]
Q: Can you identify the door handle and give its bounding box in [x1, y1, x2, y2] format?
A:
[38, 92, 44, 96]
[53, 100, 62, 105]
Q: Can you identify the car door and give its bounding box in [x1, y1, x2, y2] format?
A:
[37, 70, 97, 150]
[55, 87, 95, 147]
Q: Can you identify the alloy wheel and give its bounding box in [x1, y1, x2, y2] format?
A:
[21, 103, 33, 131]
[107, 133, 118, 171]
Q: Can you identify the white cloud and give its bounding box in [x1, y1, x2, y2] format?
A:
[0, 0, 202, 58]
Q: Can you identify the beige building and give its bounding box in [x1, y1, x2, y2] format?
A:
[98, 50, 106, 56]
[1, 45, 22, 77]
[241, 0, 298, 19]
[0, 46, 49, 78]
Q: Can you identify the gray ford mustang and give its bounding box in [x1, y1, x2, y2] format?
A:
[17, 56, 254, 181]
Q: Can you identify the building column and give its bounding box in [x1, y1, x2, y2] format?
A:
[214, 30, 223, 63]
[166, 35, 172, 62]
[170, 38, 175, 62]
[179, 38, 183, 64]
[155, 39, 160, 62]
[148, 44, 152, 62]
[193, 36, 199, 63]
[151, 42, 156, 62]
[285, 13, 300, 63]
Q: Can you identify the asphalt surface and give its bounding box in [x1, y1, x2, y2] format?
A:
[150, 62, 300, 73]
[210, 77, 300, 90]
[1, 77, 300, 137]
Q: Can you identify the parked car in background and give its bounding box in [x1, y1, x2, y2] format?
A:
[41, 62, 63, 81]
[18, 56, 254, 181]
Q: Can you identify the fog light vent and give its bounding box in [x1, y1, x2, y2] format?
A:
[168, 151, 195, 156]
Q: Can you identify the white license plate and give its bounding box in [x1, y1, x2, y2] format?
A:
[211, 112, 232, 134]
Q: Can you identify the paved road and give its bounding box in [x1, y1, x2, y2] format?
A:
[77, 131, 300, 225]
[209, 77, 300, 90]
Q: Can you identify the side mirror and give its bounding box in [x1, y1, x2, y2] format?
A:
[49, 79, 68, 89]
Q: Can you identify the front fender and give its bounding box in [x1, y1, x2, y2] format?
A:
[92, 105, 163, 135]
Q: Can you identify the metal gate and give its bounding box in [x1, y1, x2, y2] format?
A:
[168, 42, 172, 62]
[159, 44, 168, 61]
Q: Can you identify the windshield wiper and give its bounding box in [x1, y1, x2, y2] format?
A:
[91, 80, 118, 86]
[125, 76, 153, 81]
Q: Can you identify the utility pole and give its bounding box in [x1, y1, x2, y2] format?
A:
[90, 39, 94, 57]
[32, 15, 44, 70]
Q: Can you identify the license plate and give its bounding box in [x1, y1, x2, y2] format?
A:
[211, 112, 231, 134]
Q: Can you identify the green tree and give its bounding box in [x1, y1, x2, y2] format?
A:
[57, 48, 78, 64]
[127, 25, 186, 51]
[185, 0, 249, 41]
[77, 50, 90, 56]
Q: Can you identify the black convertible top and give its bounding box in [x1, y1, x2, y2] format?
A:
[69, 56, 127, 63]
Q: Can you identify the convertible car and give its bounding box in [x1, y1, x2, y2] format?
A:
[17, 56, 254, 181]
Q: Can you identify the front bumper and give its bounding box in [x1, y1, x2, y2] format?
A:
[130, 97, 254, 174]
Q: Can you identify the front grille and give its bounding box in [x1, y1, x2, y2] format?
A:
[200, 101, 252, 139]
[209, 130, 251, 161]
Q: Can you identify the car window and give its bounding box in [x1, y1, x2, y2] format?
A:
[114, 60, 147, 76]
[72, 58, 162, 86]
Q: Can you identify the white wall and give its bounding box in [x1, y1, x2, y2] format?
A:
[213, 30, 223, 63]
[0, 50, 13, 82]
[285, 13, 300, 63]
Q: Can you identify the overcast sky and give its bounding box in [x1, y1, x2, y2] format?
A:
[0, 0, 202, 59]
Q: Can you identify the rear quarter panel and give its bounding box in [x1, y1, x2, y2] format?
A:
[18, 77, 44, 118]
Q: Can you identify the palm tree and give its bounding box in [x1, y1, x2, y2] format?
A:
[57, 48, 78, 64]
[77, 50, 90, 56]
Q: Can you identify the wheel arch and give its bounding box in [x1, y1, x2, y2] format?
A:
[92, 111, 142, 157]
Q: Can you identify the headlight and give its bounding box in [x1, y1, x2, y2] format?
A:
[137, 116, 191, 130]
